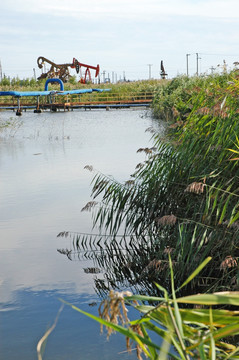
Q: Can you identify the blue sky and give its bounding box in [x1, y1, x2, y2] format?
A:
[1, 0, 239, 81]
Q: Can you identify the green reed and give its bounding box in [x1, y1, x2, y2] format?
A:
[80, 71, 239, 294]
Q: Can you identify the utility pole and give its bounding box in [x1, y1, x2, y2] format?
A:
[33, 68, 36, 81]
[102, 70, 106, 83]
[147, 64, 153, 79]
[186, 54, 190, 76]
[210, 66, 216, 74]
[196, 53, 201, 76]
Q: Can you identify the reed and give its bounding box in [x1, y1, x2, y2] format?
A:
[48, 72, 239, 359]
[63, 257, 239, 359]
[80, 71, 239, 294]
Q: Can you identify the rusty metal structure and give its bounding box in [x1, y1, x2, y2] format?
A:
[160, 60, 168, 79]
[37, 56, 100, 83]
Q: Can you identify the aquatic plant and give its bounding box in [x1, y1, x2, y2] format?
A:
[49, 72, 239, 359]
[63, 257, 239, 359]
[73, 72, 239, 294]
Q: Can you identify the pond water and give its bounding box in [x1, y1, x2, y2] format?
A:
[0, 109, 163, 360]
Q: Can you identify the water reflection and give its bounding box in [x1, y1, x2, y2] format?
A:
[0, 109, 160, 359]
[57, 232, 165, 299]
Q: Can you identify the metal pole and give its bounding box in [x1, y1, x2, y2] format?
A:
[0, 60, 2, 82]
[186, 54, 190, 76]
[147, 64, 153, 79]
[196, 53, 201, 76]
[210, 66, 216, 74]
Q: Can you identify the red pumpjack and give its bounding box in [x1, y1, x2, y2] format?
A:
[72, 58, 100, 83]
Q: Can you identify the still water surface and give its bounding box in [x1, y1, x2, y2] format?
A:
[0, 109, 162, 359]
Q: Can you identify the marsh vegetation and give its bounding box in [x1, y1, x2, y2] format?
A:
[56, 71, 239, 359]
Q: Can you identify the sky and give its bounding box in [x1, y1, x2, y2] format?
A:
[1, 0, 239, 81]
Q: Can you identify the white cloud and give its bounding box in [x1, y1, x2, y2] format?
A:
[4, 0, 239, 20]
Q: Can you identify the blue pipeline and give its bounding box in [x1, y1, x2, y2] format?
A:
[44, 78, 64, 91]
[0, 78, 111, 98]
[0, 88, 110, 97]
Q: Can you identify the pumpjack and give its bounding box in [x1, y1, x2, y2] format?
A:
[37, 56, 100, 83]
[160, 60, 167, 79]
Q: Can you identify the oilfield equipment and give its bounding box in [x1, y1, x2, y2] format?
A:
[0, 78, 153, 116]
[37, 56, 100, 83]
[160, 61, 167, 79]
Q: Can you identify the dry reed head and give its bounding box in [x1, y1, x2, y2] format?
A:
[57, 248, 72, 260]
[98, 290, 133, 339]
[57, 231, 69, 238]
[220, 256, 238, 271]
[172, 106, 180, 118]
[185, 182, 205, 194]
[163, 246, 175, 255]
[135, 163, 145, 169]
[81, 201, 98, 212]
[169, 121, 183, 129]
[84, 165, 94, 172]
[137, 147, 156, 155]
[156, 214, 177, 226]
[127, 324, 146, 360]
[145, 126, 155, 134]
[125, 180, 135, 186]
[143, 258, 170, 273]
[197, 107, 210, 115]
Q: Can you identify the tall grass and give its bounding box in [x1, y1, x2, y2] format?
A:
[51, 73, 239, 359]
[78, 71, 239, 294]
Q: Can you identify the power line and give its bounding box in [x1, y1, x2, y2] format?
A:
[198, 53, 239, 57]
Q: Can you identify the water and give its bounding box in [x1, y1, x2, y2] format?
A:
[0, 109, 162, 360]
